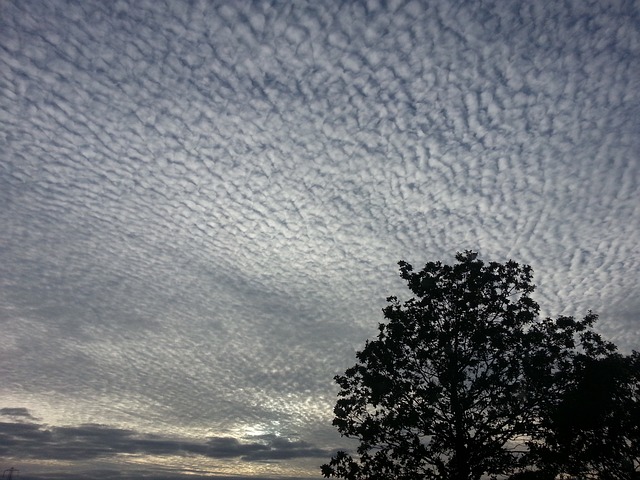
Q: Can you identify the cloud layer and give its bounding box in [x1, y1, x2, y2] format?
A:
[1, 0, 639, 477]
[0, 416, 330, 462]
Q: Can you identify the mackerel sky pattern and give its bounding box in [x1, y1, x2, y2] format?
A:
[1, 0, 639, 478]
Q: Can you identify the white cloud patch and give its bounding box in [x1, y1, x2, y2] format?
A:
[1, 0, 639, 477]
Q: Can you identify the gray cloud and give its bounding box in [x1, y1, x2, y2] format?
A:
[1, 0, 638, 477]
[0, 407, 37, 420]
[0, 417, 332, 462]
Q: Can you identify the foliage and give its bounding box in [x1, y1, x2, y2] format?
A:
[527, 351, 640, 479]
[322, 251, 637, 480]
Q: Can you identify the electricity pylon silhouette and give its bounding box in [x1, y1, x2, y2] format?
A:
[2, 467, 19, 479]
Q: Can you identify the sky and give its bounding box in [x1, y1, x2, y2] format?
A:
[1, 0, 639, 478]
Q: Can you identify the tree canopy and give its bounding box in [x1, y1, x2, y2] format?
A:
[528, 351, 640, 479]
[322, 251, 638, 480]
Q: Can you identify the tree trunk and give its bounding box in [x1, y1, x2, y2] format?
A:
[452, 397, 470, 480]
[450, 349, 469, 479]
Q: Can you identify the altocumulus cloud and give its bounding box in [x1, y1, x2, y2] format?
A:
[1, 0, 639, 478]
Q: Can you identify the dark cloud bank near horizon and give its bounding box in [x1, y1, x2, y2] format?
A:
[0, 409, 334, 480]
[1, 0, 639, 478]
[1, 411, 328, 459]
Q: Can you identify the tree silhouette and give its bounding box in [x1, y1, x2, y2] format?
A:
[322, 251, 636, 480]
[527, 351, 640, 479]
